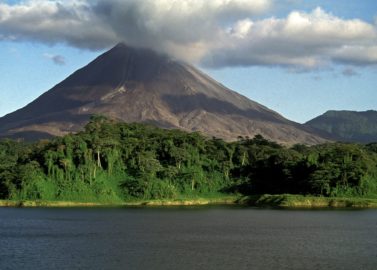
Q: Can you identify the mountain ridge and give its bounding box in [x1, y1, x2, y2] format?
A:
[305, 110, 377, 143]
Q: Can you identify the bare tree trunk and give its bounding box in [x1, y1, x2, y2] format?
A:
[97, 150, 102, 168]
[241, 152, 246, 166]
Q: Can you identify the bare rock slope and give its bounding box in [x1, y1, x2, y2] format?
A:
[0, 43, 327, 144]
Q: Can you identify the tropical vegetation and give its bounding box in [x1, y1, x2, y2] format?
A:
[1, 116, 377, 204]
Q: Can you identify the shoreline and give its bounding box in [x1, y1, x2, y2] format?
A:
[1, 195, 377, 208]
[241, 194, 377, 208]
[0, 196, 239, 208]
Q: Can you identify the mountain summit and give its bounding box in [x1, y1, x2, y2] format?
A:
[0, 43, 326, 144]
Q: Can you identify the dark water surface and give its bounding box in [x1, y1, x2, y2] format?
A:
[0, 206, 376, 270]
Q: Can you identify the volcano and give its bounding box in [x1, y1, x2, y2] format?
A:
[0, 43, 327, 144]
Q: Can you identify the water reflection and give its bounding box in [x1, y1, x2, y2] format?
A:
[0, 207, 376, 270]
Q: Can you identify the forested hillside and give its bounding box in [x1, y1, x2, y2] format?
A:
[306, 110, 377, 143]
[1, 116, 377, 202]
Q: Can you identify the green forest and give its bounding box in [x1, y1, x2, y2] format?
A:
[1, 116, 377, 203]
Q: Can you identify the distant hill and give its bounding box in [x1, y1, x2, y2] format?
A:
[305, 110, 377, 143]
[0, 43, 327, 145]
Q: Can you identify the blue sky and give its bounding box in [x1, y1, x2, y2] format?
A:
[0, 0, 376, 123]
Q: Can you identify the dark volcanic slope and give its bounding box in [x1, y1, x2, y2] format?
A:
[305, 110, 377, 143]
[0, 43, 327, 144]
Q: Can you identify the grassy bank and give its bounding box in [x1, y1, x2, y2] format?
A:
[133, 195, 238, 206]
[239, 194, 377, 208]
[2, 194, 377, 208]
[0, 195, 239, 208]
[0, 200, 115, 208]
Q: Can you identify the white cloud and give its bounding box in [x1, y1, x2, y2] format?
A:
[0, 1, 376, 69]
[205, 7, 377, 68]
[334, 46, 377, 65]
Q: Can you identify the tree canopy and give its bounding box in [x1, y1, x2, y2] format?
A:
[1, 116, 376, 202]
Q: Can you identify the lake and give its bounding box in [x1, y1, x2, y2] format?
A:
[0, 206, 376, 270]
